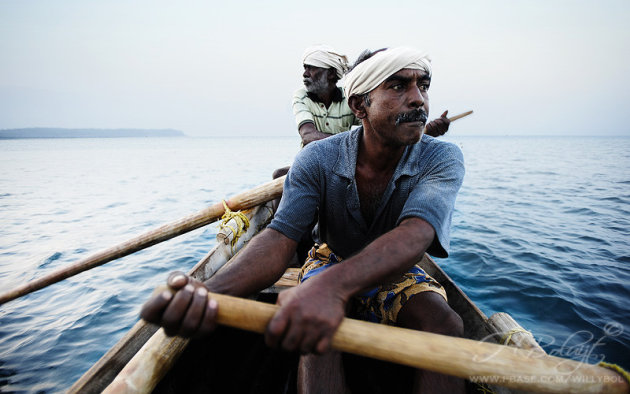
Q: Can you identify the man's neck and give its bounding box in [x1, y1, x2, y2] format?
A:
[357, 126, 405, 173]
[355, 127, 405, 226]
[307, 86, 342, 109]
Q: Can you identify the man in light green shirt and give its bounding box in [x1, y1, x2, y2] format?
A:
[292, 45, 359, 146]
[292, 86, 357, 138]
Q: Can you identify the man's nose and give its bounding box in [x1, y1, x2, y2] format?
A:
[408, 86, 425, 108]
[303, 69, 310, 78]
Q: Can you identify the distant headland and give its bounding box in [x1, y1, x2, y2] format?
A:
[0, 128, 186, 139]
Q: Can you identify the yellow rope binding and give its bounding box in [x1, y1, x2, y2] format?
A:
[501, 328, 533, 345]
[598, 362, 630, 386]
[219, 200, 250, 253]
[474, 383, 497, 394]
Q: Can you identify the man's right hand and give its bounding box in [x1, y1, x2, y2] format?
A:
[140, 271, 218, 337]
[425, 110, 450, 137]
[265, 276, 347, 355]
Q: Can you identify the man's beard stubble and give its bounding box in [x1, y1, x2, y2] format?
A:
[304, 74, 329, 96]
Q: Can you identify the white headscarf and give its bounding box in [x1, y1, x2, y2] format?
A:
[344, 47, 432, 98]
[302, 45, 349, 79]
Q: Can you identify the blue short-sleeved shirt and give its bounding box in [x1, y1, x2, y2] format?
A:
[268, 127, 465, 259]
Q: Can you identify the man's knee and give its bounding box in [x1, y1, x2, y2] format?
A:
[436, 307, 464, 337]
[397, 292, 463, 337]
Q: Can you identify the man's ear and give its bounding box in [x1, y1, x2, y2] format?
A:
[348, 95, 367, 119]
[327, 68, 338, 83]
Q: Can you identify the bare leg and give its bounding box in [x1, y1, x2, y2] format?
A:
[397, 291, 465, 394]
[298, 351, 349, 394]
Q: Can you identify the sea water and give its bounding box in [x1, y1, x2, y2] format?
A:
[0, 135, 628, 392]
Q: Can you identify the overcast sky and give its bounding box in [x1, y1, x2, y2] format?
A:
[1, 0, 629, 137]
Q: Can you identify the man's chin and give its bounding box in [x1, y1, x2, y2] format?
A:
[400, 121, 426, 132]
[400, 122, 425, 144]
[305, 85, 319, 94]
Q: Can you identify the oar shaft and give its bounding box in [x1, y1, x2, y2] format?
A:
[448, 110, 473, 122]
[213, 293, 627, 394]
[0, 176, 286, 305]
[105, 292, 628, 394]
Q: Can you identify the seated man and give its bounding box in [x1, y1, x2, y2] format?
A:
[141, 46, 465, 393]
[273, 44, 356, 181]
[273, 45, 451, 222]
[276, 45, 451, 176]
[293, 44, 359, 147]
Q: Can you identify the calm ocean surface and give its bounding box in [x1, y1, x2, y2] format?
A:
[0, 135, 629, 392]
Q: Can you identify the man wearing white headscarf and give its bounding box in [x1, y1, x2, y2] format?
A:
[141, 47, 465, 394]
[292, 44, 359, 146]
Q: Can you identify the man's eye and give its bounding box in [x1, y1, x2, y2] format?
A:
[419, 84, 430, 92]
[392, 84, 403, 90]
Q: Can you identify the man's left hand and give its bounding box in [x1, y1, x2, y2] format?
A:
[425, 110, 450, 137]
[265, 279, 346, 355]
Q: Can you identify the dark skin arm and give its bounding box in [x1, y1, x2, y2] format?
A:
[140, 228, 297, 337]
[266, 217, 435, 354]
[140, 217, 435, 356]
[425, 110, 450, 137]
[298, 122, 331, 146]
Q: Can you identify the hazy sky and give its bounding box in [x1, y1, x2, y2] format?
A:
[1, 0, 629, 137]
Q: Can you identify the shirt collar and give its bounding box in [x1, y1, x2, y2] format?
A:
[332, 127, 425, 180]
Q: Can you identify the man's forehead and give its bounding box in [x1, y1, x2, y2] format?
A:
[389, 68, 431, 80]
[304, 63, 330, 71]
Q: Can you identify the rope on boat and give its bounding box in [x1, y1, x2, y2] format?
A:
[500, 327, 532, 345]
[474, 383, 497, 394]
[599, 362, 630, 386]
[218, 200, 250, 253]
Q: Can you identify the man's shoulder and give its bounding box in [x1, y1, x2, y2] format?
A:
[419, 135, 463, 160]
[292, 87, 310, 102]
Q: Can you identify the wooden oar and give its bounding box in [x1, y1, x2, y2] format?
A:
[104, 291, 628, 394]
[0, 176, 286, 306]
[448, 110, 473, 122]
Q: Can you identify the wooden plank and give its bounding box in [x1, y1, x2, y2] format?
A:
[488, 312, 547, 354]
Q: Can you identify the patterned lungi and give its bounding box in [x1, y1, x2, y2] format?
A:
[298, 243, 447, 325]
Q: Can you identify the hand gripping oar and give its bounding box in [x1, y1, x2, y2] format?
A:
[104, 291, 629, 394]
[0, 176, 286, 305]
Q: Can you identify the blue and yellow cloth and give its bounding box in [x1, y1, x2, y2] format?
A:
[298, 244, 447, 325]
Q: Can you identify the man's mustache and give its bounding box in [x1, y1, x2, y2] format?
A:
[395, 109, 428, 126]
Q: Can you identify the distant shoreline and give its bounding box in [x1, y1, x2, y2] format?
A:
[0, 128, 186, 139]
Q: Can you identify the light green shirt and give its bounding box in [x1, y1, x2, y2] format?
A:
[292, 87, 358, 135]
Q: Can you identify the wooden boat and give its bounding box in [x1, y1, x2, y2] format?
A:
[3, 177, 622, 393]
[69, 201, 548, 394]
